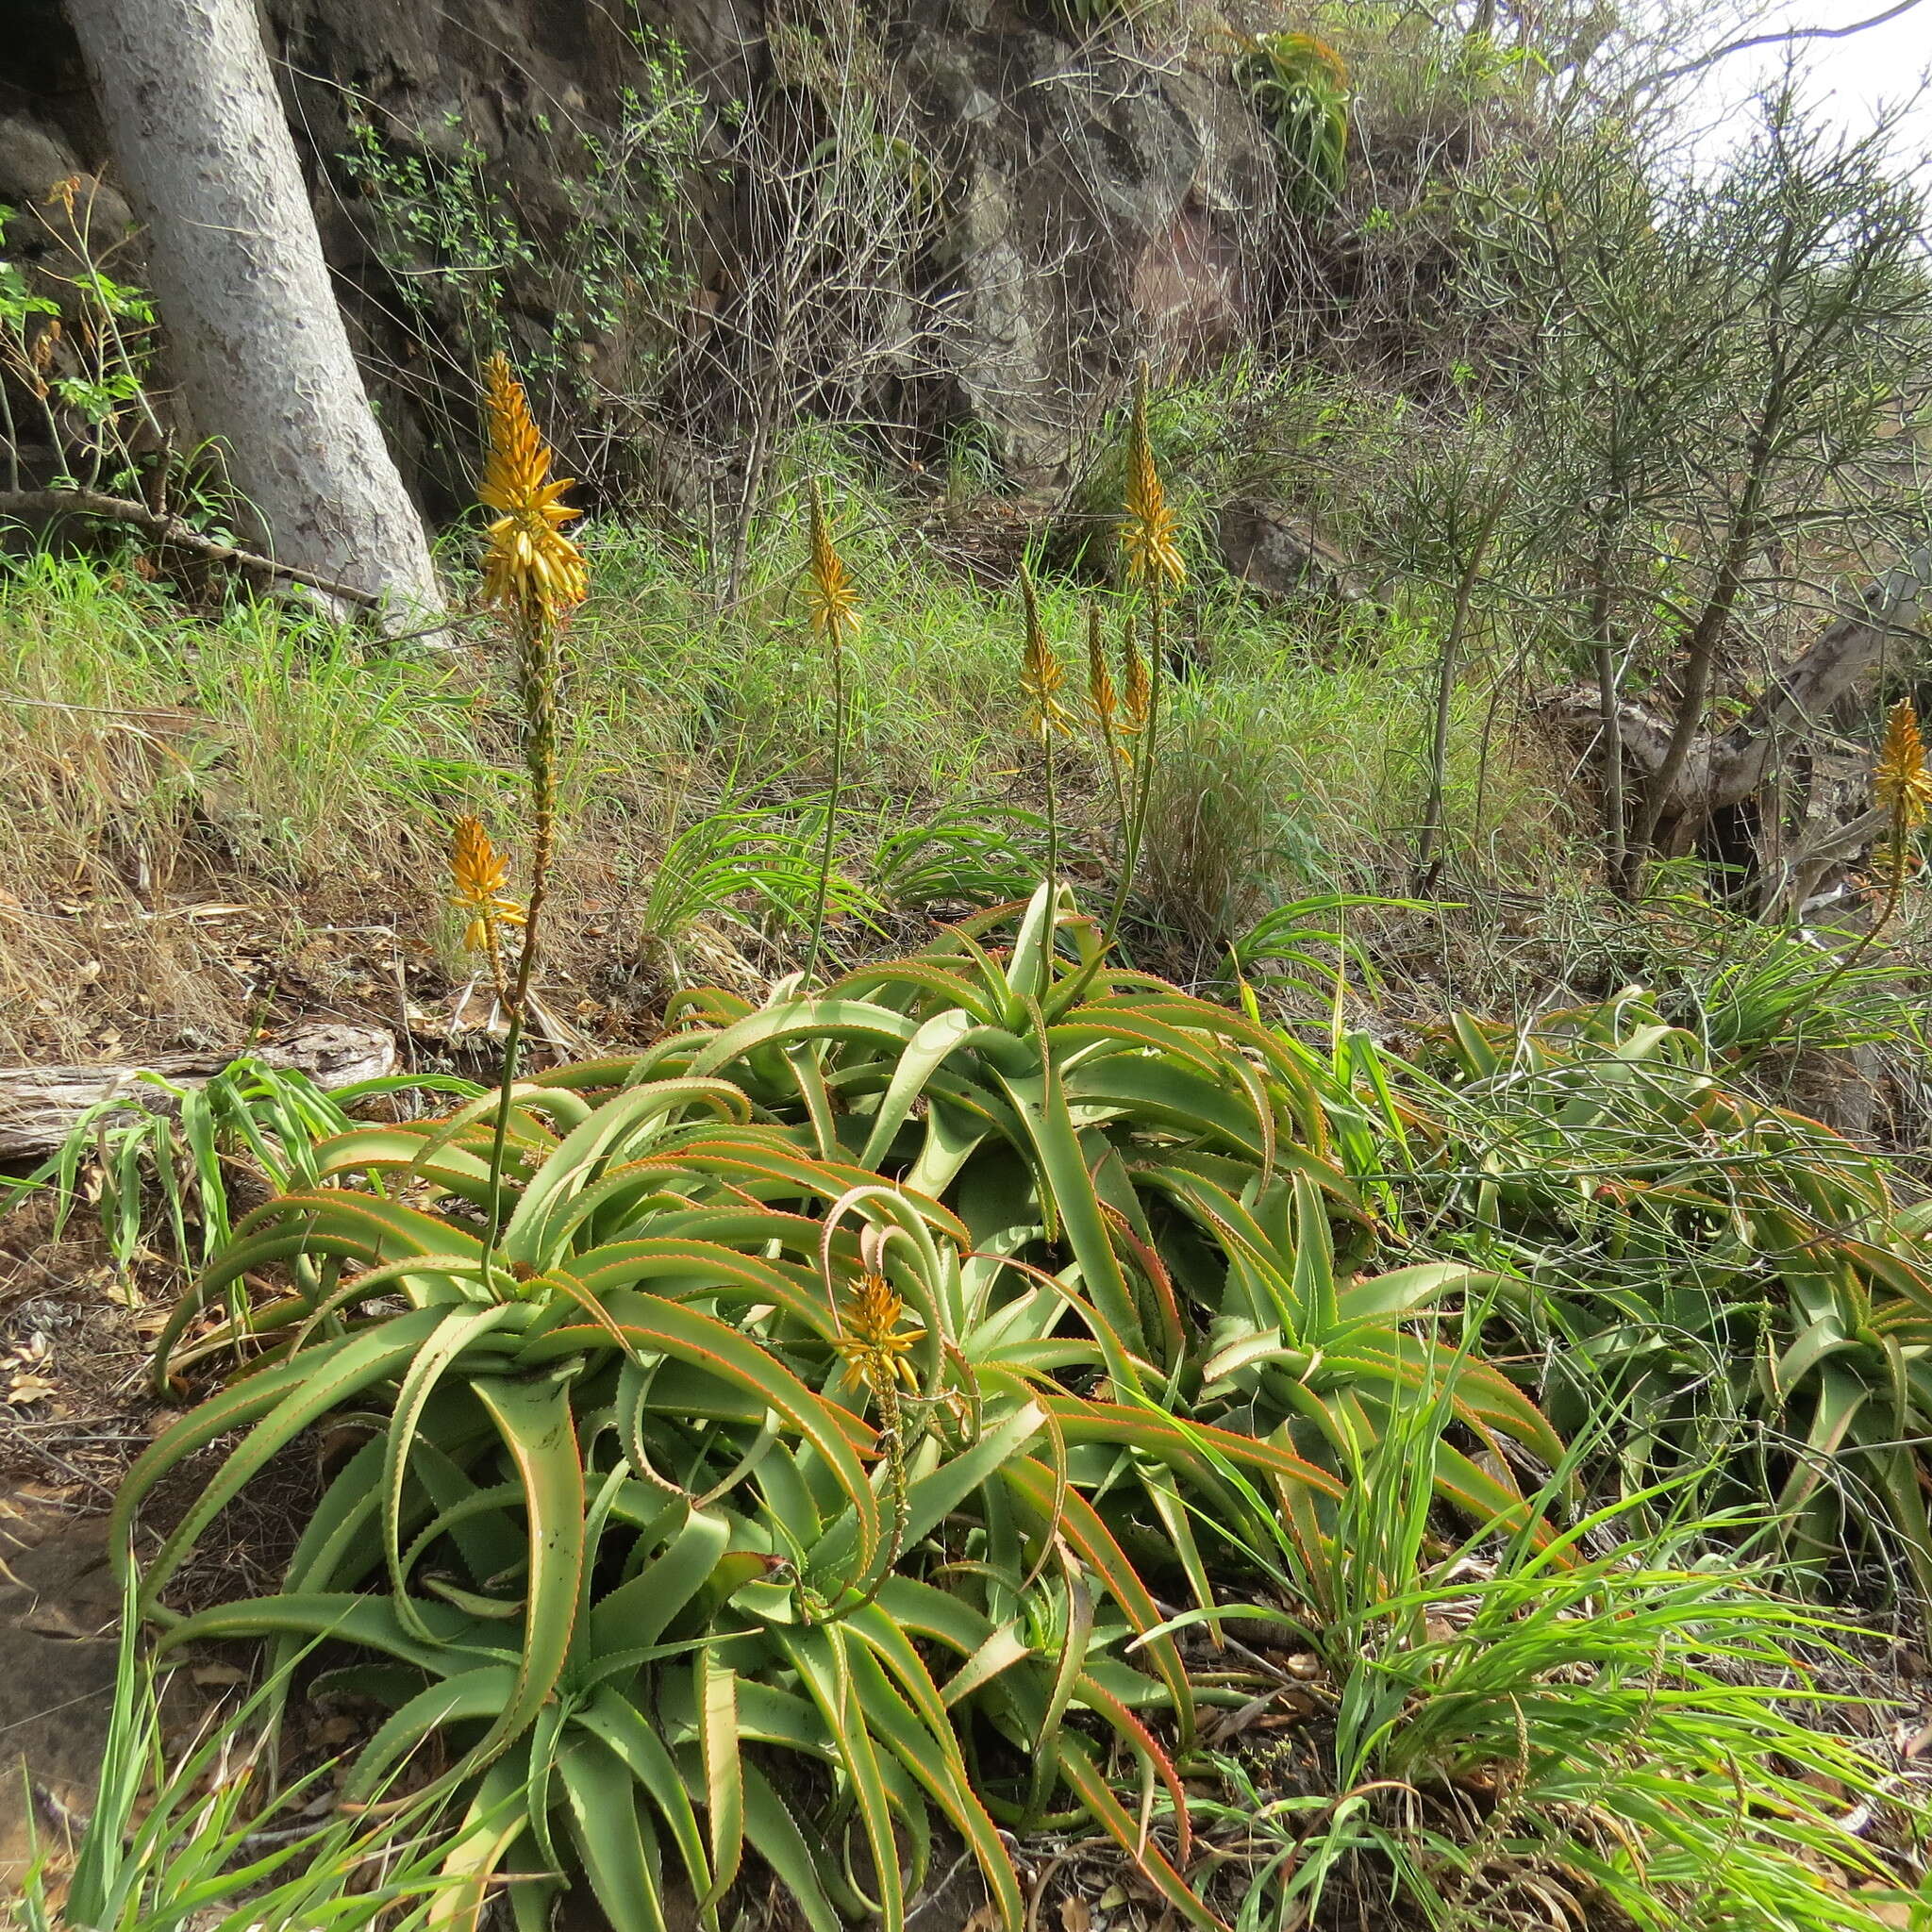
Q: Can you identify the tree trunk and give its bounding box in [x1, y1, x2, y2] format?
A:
[64, 0, 442, 631]
[1626, 406, 1779, 870]
[1587, 509, 1626, 888]
[1415, 490, 1506, 892]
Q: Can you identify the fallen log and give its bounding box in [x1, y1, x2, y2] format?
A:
[0, 1021, 396, 1161]
[1547, 541, 1932, 863]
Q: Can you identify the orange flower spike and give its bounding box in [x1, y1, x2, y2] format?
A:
[478, 353, 587, 624]
[833, 1271, 920, 1396]
[1119, 614, 1151, 736]
[1875, 698, 1932, 836]
[1086, 603, 1117, 729]
[1019, 566, 1074, 743]
[1121, 366, 1186, 591]
[449, 815, 525, 995]
[804, 479, 860, 654]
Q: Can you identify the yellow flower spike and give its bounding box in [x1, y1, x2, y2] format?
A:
[449, 816, 525, 992]
[1120, 615, 1151, 736]
[1086, 602, 1118, 730]
[1875, 698, 1932, 838]
[1121, 365, 1186, 591]
[478, 354, 588, 625]
[1019, 565, 1074, 743]
[804, 478, 860, 654]
[833, 1271, 920, 1397]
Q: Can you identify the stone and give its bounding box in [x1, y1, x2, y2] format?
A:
[0, 1496, 122, 1890]
[2, 0, 1288, 498]
[1215, 497, 1370, 603]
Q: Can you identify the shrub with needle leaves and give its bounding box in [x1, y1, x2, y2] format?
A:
[1393, 989, 1932, 1605]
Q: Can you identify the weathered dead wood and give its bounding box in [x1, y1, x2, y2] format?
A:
[0, 1021, 395, 1160]
[0, 489, 380, 609]
[1547, 541, 1932, 858]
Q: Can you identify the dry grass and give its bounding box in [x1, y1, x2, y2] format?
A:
[0, 504, 1571, 1062]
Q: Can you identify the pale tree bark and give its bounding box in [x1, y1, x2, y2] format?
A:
[65, 0, 442, 630]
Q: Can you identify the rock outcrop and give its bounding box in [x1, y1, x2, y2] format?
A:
[1, 1, 1285, 506]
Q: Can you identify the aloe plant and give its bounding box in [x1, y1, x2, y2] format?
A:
[113, 887, 1562, 1930]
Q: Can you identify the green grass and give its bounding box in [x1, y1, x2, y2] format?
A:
[0, 496, 1566, 1056]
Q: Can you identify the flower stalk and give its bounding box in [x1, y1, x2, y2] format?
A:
[1020, 564, 1072, 890]
[1087, 602, 1131, 844]
[450, 815, 525, 1005]
[833, 1271, 920, 1609]
[474, 355, 586, 1270]
[803, 479, 858, 983]
[1098, 364, 1184, 963]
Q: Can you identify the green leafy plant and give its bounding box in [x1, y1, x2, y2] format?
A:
[1235, 34, 1351, 215]
[110, 884, 1561, 1932]
[1694, 924, 1918, 1062]
[871, 803, 1064, 910]
[1617, 887, 1920, 1064]
[0, 1058, 476, 1279]
[1398, 990, 1932, 1602]
[15, 1565, 471, 1932]
[339, 35, 704, 393]
[641, 795, 878, 977]
[0, 189, 194, 514]
[1180, 1391, 1916, 1932]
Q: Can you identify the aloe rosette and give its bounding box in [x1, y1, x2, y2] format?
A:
[114, 887, 1558, 1931]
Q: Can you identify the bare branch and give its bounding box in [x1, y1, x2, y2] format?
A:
[1641, 0, 1928, 94]
[0, 487, 382, 609]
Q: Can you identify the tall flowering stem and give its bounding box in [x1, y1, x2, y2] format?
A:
[803, 479, 859, 983]
[832, 1271, 919, 1609]
[1020, 565, 1073, 891]
[1086, 602, 1130, 844]
[1098, 364, 1185, 964]
[1874, 698, 1932, 849]
[475, 355, 586, 1267]
[450, 815, 525, 1004]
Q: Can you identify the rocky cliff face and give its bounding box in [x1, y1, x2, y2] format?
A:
[1, 0, 1283, 509]
[883, 14, 1277, 474]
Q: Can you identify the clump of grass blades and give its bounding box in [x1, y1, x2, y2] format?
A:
[1235, 33, 1352, 215]
[640, 792, 876, 978]
[16, 1564, 476, 1932]
[0, 551, 495, 1056]
[1170, 1389, 1924, 1932]
[0, 1057, 478, 1281]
